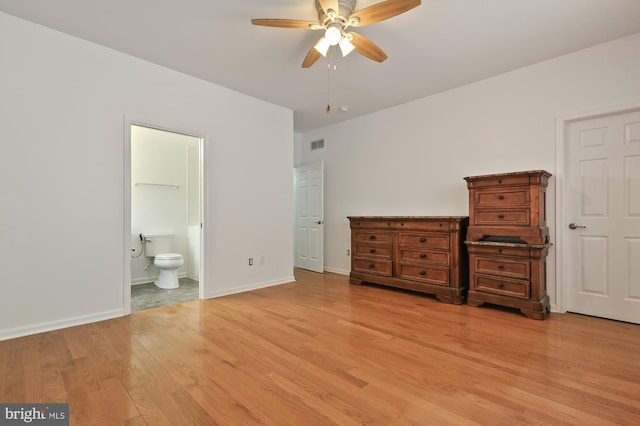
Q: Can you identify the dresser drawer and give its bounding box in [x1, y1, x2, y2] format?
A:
[397, 220, 452, 231]
[466, 244, 531, 258]
[353, 244, 392, 259]
[352, 259, 393, 276]
[474, 256, 530, 279]
[474, 209, 530, 226]
[399, 249, 449, 266]
[474, 188, 529, 207]
[398, 233, 449, 249]
[397, 264, 449, 286]
[350, 220, 395, 229]
[474, 274, 530, 299]
[353, 231, 393, 245]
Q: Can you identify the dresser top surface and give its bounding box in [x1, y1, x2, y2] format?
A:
[463, 169, 551, 181]
[348, 216, 468, 221]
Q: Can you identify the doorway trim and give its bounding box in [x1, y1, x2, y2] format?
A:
[554, 99, 640, 314]
[123, 116, 206, 315]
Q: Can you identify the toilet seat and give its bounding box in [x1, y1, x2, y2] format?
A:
[155, 253, 182, 260]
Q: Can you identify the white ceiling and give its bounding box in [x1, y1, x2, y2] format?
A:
[2, 0, 640, 132]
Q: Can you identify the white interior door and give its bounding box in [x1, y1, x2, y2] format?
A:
[294, 162, 324, 273]
[565, 109, 640, 323]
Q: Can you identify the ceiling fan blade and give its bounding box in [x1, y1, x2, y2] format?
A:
[350, 32, 388, 62]
[302, 46, 322, 68]
[251, 19, 318, 29]
[318, 0, 340, 15]
[349, 0, 421, 27]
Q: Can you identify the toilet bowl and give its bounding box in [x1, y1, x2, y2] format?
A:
[153, 253, 184, 289]
[142, 233, 184, 290]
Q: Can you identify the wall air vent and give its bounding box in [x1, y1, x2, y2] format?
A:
[310, 139, 325, 150]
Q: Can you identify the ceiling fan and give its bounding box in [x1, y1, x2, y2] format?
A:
[251, 0, 421, 68]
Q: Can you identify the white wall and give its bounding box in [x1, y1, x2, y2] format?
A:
[299, 33, 640, 310]
[0, 12, 294, 340]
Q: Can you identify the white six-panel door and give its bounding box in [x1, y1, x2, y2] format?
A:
[294, 162, 324, 273]
[566, 110, 640, 324]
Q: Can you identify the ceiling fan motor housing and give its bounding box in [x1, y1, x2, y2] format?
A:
[316, 0, 356, 24]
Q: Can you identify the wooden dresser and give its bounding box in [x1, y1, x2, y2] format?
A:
[348, 216, 469, 304]
[463, 170, 552, 319]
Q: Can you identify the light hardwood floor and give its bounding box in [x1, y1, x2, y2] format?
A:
[1, 269, 639, 425]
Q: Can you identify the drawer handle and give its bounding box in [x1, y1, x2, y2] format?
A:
[498, 214, 504, 219]
[498, 248, 503, 253]
[498, 194, 504, 200]
[369, 263, 375, 268]
[420, 253, 427, 259]
[497, 282, 504, 288]
[498, 179, 503, 184]
[369, 248, 376, 254]
[419, 237, 426, 243]
[369, 235, 376, 240]
[419, 271, 426, 276]
[498, 264, 504, 269]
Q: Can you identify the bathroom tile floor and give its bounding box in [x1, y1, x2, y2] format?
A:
[131, 278, 199, 312]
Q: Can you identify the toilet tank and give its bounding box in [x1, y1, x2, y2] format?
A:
[143, 234, 174, 257]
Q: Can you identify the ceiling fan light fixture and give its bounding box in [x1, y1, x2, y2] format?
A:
[325, 25, 342, 46]
[251, 0, 421, 68]
[314, 37, 331, 56]
[339, 37, 355, 56]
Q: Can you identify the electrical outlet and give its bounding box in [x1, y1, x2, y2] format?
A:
[346, 249, 350, 256]
[248, 257, 253, 266]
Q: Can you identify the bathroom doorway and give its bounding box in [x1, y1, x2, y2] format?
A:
[127, 124, 203, 312]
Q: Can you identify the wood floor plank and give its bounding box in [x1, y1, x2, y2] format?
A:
[120, 377, 173, 426]
[86, 388, 123, 425]
[1, 269, 640, 425]
[101, 376, 141, 422]
[184, 374, 264, 425]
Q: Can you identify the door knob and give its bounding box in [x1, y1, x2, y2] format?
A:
[569, 223, 586, 229]
[315, 220, 324, 225]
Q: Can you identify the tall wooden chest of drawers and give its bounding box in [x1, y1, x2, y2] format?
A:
[463, 170, 552, 319]
[464, 170, 551, 244]
[348, 216, 469, 304]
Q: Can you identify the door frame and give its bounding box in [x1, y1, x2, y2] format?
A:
[123, 117, 206, 315]
[554, 100, 640, 314]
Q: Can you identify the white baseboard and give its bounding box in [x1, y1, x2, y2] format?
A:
[324, 267, 350, 276]
[131, 276, 153, 285]
[0, 309, 124, 342]
[204, 276, 295, 299]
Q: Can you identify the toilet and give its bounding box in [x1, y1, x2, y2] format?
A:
[143, 234, 184, 289]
